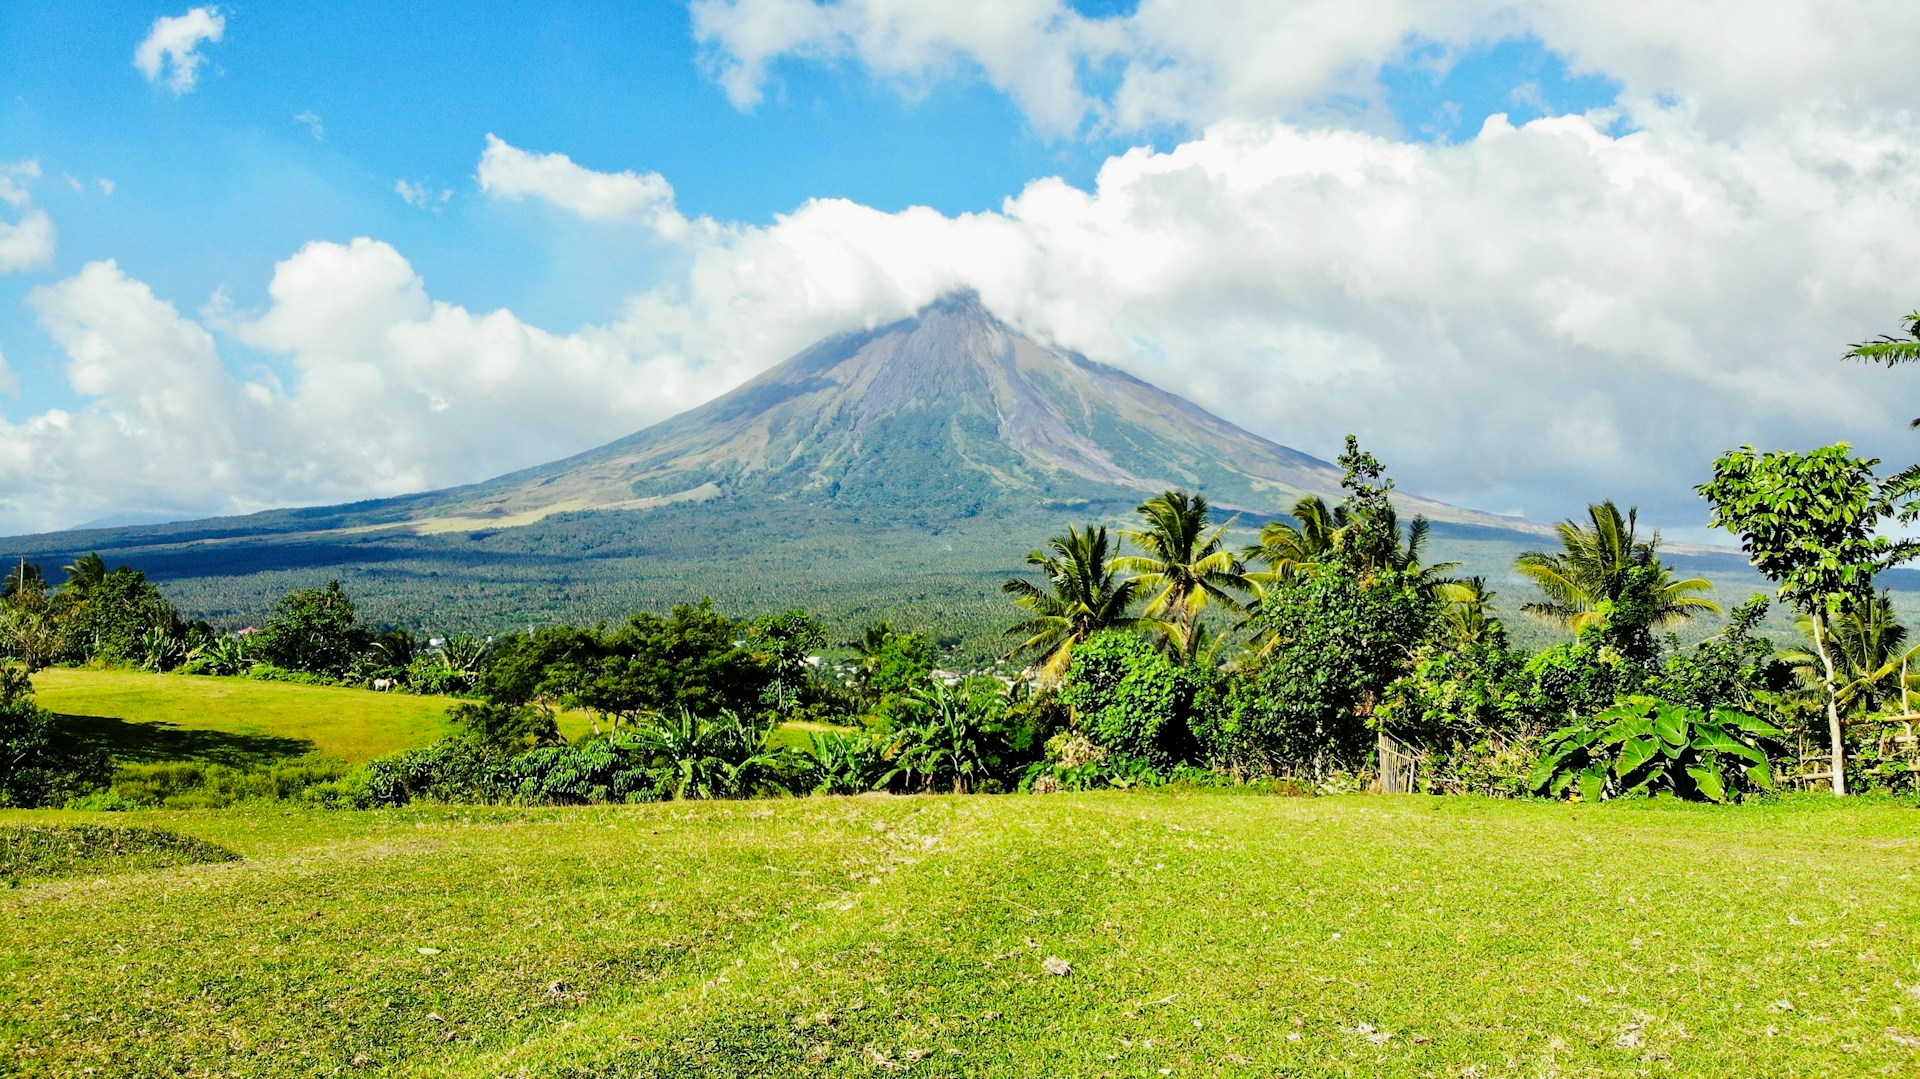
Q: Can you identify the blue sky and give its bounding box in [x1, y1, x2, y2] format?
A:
[0, 2, 1616, 380]
[0, 2, 1913, 533]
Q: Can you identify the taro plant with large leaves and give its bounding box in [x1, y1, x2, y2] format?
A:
[1530, 695, 1783, 803]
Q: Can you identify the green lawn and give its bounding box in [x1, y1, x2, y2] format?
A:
[30, 668, 467, 765]
[4, 791, 1918, 1077]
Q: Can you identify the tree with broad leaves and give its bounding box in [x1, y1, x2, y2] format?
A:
[1698, 443, 1920, 795]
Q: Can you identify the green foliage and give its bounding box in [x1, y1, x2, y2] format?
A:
[0, 666, 110, 807]
[1003, 524, 1148, 680]
[1210, 564, 1436, 775]
[362, 735, 515, 806]
[877, 679, 1017, 793]
[1700, 445, 1920, 615]
[1058, 630, 1202, 768]
[859, 626, 937, 698]
[1519, 632, 1651, 726]
[1843, 311, 1920, 368]
[508, 739, 657, 805]
[1700, 443, 1920, 793]
[0, 575, 66, 670]
[1514, 502, 1718, 659]
[254, 580, 372, 679]
[447, 700, 562, 751]
[623, 707, 791, 800]
[60, 563, 184, 666]
[479, 601, 777, 729]
[183, 633, 252, 676]
[1113, 490, 1244, 656]
[1380, 631, 1530, 745]
[1656, 595, 1792, 715]
[1530, 696, 1783, 803]
[791, 730, 890, 795]
[746, 609, 825, 708]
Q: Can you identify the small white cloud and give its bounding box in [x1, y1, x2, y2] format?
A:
[477, 134, 688, 238]
[0, 160, 37, 208]
[394, 179, 452, 210]
[134, 6, 226, 94]
[0, 161, 54, 274]
[293, 111, 324, 140]
[97, 178, 115, 197]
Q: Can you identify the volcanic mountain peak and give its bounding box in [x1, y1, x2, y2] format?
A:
[391, 289, 1514, 532]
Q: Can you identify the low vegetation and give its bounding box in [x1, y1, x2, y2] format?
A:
[0, 822, 238, 883]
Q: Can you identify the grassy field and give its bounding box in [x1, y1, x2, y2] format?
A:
[31, 668, 469, 766]
[3, 791, 1918, 1077]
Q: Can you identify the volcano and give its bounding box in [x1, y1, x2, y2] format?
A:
[0, 291, 1561, 644]
[373, 290, 1511, 531]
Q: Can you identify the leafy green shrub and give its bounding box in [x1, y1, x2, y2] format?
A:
[508, 739, 656, 804]
[1208, 564, 1435, 776]
[362, 736, 515, 806]
[102, 755, 352, 808]
[1530, 696, 1783, 802]
[1058, 631, 1201, 769]
[877, 679, 1020, 793]
[0, 824, 238, 883]
[0, 666, 110, 807]
[180, 633, 252, 677]
[244, 663, 337, 686]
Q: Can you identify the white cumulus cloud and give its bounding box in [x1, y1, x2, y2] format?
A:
[477, 134, 689, 239]
[0, 161, 55, 274]
[134, 6, 226, 94]
[690, 0, 1920, 137]
[0, 242, 748, 531]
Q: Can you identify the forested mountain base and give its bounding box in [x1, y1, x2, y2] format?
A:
[0, 497, 1839, 661]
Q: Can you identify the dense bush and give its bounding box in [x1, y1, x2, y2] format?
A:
[1208, 564, 1435, 777]
[362, 735, 514, 806]
[253, 581, 372, 679]
[1058, 631, 1202, 768]
[0, 666, 110, 808]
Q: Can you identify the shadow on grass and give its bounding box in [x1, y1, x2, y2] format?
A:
[55, 713, 315, 768]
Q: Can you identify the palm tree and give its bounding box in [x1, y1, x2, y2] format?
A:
[1352, 502, 1459, 595]
[1782, 591, 1918, 719]
[60, 552, 108, 596]
[1514, 501, 1719, 633]
[1438, 577, 1500, 646]
[1242, 496, 1343, 591]
[1003, 524, 1150, 681]
[1844, 311, 1920, 428]
[1114, 491, 1245, 657]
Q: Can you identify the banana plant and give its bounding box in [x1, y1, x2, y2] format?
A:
[1529, 695, 1783, 803]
